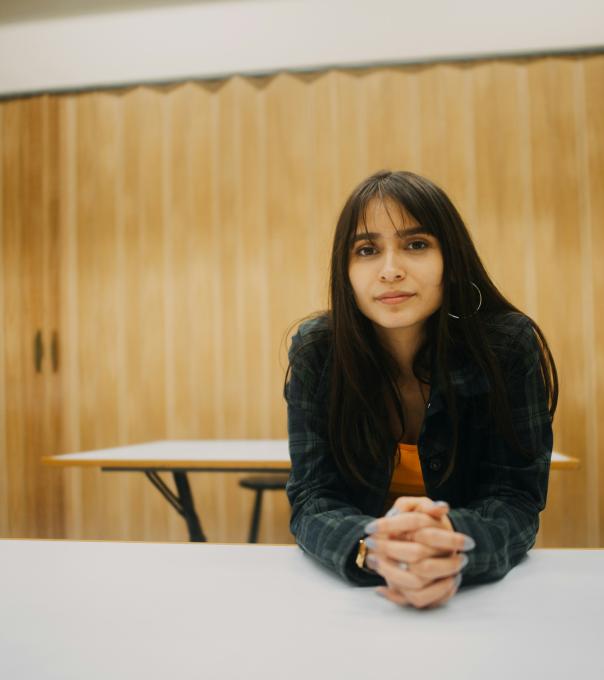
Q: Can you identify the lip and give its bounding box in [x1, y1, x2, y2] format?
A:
[377, 293, 415, 305]
[376, 292, 415, 300]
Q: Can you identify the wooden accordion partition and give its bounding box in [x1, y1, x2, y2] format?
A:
[0, 53, 603, 547]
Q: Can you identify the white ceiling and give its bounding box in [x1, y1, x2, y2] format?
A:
[1, 0, 602, 97]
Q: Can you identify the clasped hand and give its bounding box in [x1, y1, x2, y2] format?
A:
[363, 497, 475, 610]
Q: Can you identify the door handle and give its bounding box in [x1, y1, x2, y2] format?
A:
[34, 330, 44, 373]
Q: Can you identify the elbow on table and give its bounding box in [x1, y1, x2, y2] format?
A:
[453, 503, 541, 586]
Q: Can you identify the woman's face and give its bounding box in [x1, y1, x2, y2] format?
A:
[348, 196, 444, 333]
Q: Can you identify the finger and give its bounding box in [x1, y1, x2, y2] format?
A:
[365, 512, 443, 537]
[420, 573, 462, 609]
[376, 586, 408, 606]
[408, 552, 469, 581]
[388, 497, 450, 519]
[366, 536, 444, 564]
[424, 578, 461, 609]
[406, 527, 476, 553]
[403, 574, 460, 610]
[370, 529, 416, 543]
[388, 496, 440, 514]
[366, 552, 430, 591]
[423, 506, 451, 521]
[389, 503, 454, 536]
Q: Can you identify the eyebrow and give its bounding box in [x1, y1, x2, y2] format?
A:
[350, 227, 432, 244]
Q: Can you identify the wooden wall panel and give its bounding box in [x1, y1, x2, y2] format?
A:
[473, 62, 527, 295]
[77, 92, 120, 538]
[266, 74, 316, 419]
[366, 69, 413, 176]
[57, 96, 81, 539]
[169, 83, 223, 541]
[14, 100, 41, 535]
[528, 59, 589, 547]
[308, 71, 342, 305]
[0, 97, 64, 538]
[0, 104, 5, 535]
[1, 53, 603, 547]
[584, 57, 604, 546]
[39, 95, 64, 538]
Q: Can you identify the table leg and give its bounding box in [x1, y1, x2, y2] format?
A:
[173, 472, 206, 542]
[144, 471, 207, 542]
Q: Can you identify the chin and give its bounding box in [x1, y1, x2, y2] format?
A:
[372, 314, 418, 330]
[383, 321, 418, 331]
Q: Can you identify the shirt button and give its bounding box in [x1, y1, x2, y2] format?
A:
[429, 458, 442, 472]
[426, 401, 431, 409]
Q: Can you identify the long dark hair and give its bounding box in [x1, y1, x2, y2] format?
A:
[285, 170, 558, 492]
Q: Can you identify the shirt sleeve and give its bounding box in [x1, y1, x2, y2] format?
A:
[447, 319, 553, 586]
[284, 327, 385, 587]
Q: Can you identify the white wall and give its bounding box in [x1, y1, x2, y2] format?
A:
[0, 0, 603, 97]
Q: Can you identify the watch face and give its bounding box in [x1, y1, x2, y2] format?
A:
[356, 539, 367, 568]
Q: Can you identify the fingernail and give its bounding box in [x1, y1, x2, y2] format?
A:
[376, 587, 387, 598]
[385, 507, 400, 517]
[434, 501, 449, 509]
[397, 561, 408, 571]
[462, 535, 476, 551]
[364, 520, 378, 534]
[459, 554, 469, 569]
[366, 554, 378, 570]
[365, 537, 376, 549]
[454, 573, 463, 589]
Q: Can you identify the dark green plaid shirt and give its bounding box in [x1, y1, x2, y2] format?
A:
[284, 311, 553, 587]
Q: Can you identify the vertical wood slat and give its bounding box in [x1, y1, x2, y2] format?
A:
[529, 58, 588, 547]
[0, 96, 65, 539]
[0, 104, 6, 535]
[19, 100, 39, 534]
[176, 81, 224, 539]
[40, 95, 65, 538]
[2, 102, 22, 536]
[0, 54, 603, 547]
[2, 100, 41, 536]
[572, 59, 598, 547]
[582, 57, 604, 546]
[58, 96, 81, 539]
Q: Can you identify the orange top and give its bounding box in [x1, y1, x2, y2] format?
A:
[383, 442, 426, 513]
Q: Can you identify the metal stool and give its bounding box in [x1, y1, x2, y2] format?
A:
[238, 474, 289, 543]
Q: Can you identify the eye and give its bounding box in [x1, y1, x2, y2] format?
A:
[407, 240, 429, 250]
[355, 244, 378, 257]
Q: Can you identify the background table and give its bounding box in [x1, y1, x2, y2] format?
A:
[43, 440, 290, 542]
[43, 440, 579, 541]
[0, 540, 601, 680]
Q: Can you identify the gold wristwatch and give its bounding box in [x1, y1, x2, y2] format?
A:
[355, 537, 371, 571]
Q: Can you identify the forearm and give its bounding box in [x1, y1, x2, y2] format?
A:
[447, 498, 540, 585]
[290, 494, 385, 586]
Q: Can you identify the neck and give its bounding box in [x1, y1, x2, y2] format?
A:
[374, 322, 427, 384]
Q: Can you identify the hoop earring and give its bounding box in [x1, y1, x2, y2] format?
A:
[448, 281, 483, 319]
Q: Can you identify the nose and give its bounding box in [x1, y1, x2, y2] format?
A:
[379, 251, 406, 282]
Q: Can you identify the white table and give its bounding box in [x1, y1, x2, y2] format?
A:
[43, 440, 291, 542]
[0, 540, 601, 680]
[43, 441, 579, 542]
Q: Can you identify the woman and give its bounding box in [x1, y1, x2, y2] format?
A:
[283, 170, 558, 610]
